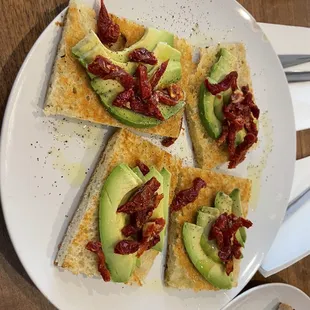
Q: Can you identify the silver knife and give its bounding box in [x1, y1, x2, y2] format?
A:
[279, 54, 310, 68]
[285, 71, 310, 83]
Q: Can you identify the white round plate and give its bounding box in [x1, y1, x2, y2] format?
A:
[222, 283, 310, 310]
[1, 0, 295, 309]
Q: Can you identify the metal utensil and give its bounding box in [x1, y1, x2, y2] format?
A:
[279, 54, 310, 68]
[278, 55, 310, 83]
[285, 71, 310, 83]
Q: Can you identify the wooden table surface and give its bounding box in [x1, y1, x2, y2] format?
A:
[0, 0, 309, 309]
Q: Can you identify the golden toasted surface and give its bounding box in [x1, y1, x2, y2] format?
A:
[165, 167, 251, 291]
[185, 43, 253, 169]
[56, 129, 181, 285]
[44, 0, 195, 138]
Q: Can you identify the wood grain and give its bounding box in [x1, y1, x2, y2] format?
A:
[0, 0, 309, 308]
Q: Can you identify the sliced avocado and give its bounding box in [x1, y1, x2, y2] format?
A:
[136, 257, 142, 268]
[99, 164, 143, 282]
[182, 222, 232, 289]
[144, 167, 165, 251]
[91, 79, 184, 128]
[149, 60, 182, 89]
[210, 49, 237, 81]
[72, 31, 138, 74]
[152, 42, 181, 62]
[74, 29, 173, 64]
[157, 61, 182, 89]
[160, 101, 185, 119]
[199, 48, 239, 140]
[214, 191, 233, 214]
[196, 211, 215, 228]
[230, 188, 247, 243]
[199, 83, 222, 139]
[199, 206, 220, 218]
[215, 191, 244, 247]
[160, 167, 171, 234]
[132, 166, 145, 182]
[196, 212, 221, 264]
[200, 233, 222, 264]
[235, 128, 247, 146]
[214, 94, 224, 122]
[92, 79, 161, 128]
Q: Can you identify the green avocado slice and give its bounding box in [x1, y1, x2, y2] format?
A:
[199, 82, 222, 139]
[132, 166, 146, 182]
[199, 206, 220, 218]
[73, 29, 174, 64]
[99, 164, 143, 282]
[153, 42, 181, 62]
[214, 191, 245, 247]
[230, 188, 247, 243]
[91, 79, 185, 128]
[196, 211, 222, 264]
[72, 30, 137, 74]
[199, 48, 246, 144]
[182, 222, 232, 289]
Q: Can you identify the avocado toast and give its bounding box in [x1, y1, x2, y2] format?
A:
[44, 0, 194, 138]
[165, 167, 252, 291]
[185, 44, 259, 169]
[55, 129, 181, 285]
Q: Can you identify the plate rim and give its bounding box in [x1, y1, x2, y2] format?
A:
[221, 283, 310, 310]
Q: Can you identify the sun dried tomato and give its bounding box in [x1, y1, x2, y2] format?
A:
[128, 48, 158, 65]
[136, 160, 150, 175]
[117, 177, 161, 213]
[149, 60, 169, 89]
[170, 178, 207, 213]
[121, 224, 138, 237]
[241, 85, 249, 94]
[137, 218, 165, 257]
[209, 213, 252, 275]
[217, 120, 229, 146]
[132, 209, 153, 231]
[167, 84, 184, 101]
[162, 137, 177, 147]
[243, 91, 260, 119]
[228, 133, 257, 169]
[114, 240, 140, 255]
[128, 94, 164, 121]
[213, 76, 260, 169]
[136, 64, 152, 100]
[225, 260, 234, 276]
[113, 89, 134, 107]
[131, 193, 163, 230]
[86, 241, 111, 281]
[204, 71, 238, 95]
[97, 0, 120, 45]
[156, 90, 178, 106]
[144, 94, 165, 120]
[88, 56, 134, 90]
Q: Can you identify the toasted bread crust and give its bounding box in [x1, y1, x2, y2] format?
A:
[44, 1, 195, 138]
[55, 129, 181, 285]
[185, 43, 254, 169]
[165, 167, 251, 291]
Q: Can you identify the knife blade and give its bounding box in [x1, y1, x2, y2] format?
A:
[285, 71, 310, 83]
[279, 54, 310, 68]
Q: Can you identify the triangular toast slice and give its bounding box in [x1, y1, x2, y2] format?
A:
[165, 166, 251, 290]
[185, 43, 254, 169]
[55, 129, 181, 285]
[44, 0, 195, 138]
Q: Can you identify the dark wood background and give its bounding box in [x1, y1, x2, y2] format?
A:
[0, 0, 309, 309]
